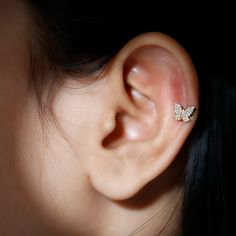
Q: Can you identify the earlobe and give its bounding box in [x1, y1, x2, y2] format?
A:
[86, 33, 199, 200]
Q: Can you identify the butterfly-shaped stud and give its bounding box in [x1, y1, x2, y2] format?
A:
[174, 103, 196, 123]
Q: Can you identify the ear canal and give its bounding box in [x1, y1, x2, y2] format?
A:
[102, 68, 158, 149]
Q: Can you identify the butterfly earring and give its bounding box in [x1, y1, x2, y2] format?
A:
[174, 103, 196, 123]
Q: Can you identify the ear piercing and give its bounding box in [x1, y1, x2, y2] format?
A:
[174, 103, 196, 123]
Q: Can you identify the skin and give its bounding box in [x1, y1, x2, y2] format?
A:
[0, 1, 199, 235]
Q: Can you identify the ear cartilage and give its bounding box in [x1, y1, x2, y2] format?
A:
[174, 103, 196, 123]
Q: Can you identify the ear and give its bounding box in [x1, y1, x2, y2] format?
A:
[86, 32, 199, 200]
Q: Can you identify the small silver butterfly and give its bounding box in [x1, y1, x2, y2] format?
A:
[174, 103, 196, 123]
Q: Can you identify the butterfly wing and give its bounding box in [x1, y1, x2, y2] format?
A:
[174, 103, 183, 121]
[182, 106, 195, 122]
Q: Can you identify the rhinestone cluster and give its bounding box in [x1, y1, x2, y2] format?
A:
[174, 103, 195, 123]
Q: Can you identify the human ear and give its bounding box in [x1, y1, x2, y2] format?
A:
[85, 32, 199, 200]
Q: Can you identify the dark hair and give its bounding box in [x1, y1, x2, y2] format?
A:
[25, 1, 236, 235]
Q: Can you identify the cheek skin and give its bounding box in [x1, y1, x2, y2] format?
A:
[53, 80, 108, 149]
[5, 79, 109, 234]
